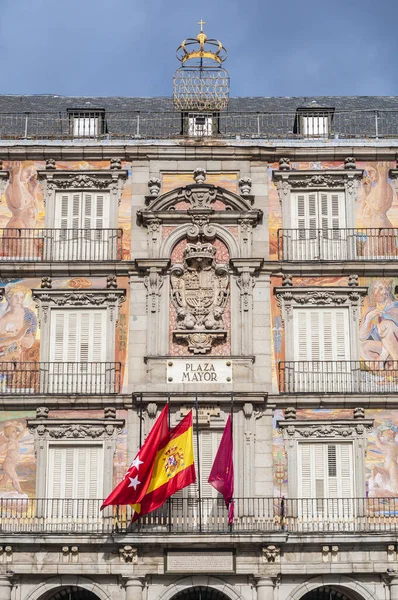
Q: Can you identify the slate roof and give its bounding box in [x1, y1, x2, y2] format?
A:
[0, 95, 398, 139]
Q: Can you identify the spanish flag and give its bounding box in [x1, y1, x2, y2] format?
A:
[131, 411, 196, 521]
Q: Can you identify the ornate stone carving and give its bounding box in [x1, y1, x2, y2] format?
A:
[147, 219, 161, 233]
[279, 157, 291, 171]
[284, 407, 296, 421]
[144, 269, 164, 313]
[185, 185, 217, 210]
[344, 157, 356, 170]
[104, 406, 116, 419]
[40, 277, 52, 289]
[119, 545, 138, 564]
[237, 272, 255, 312]
[243, 403, 253, 419]
[148, 178, 161, 196]
[147, 403, 158, 418]
[239, 177, 252, 196]
[281, 273, 293, 287]
[278, 419, 373, 440]
[33, 289, 126, 323]
[187, 213, 216, 241]
[106, 275, 118, 289]
[0, 545, 12, 562]
[354, 407, 365, 420]
[262, 545, 280, 563]
[36, 406, 49, 419]
[171, 242, 229, 354]
[28, 419, 124, 440]
[45, 158, 56, 170]
[110, 158, 122, 170]
[193, 167, 206, 184]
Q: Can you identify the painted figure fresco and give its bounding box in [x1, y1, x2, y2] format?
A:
[0, 283, 38, 361]
[360, 279, 398, 364]
[0, 421, 27, 496]
[361, 162, 394, 228]
[5, 162, 39, 230]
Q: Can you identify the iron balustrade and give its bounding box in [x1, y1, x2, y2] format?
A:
[0, 362, 121, 394]
[279, 360, 398, 393]
[1, 497, 398, 534]
[1, 109, 398, 140]
[278, 228, 398, 261]
[0, 228, 123, 261]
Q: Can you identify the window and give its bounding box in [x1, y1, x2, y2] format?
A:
[52, 191, 113, 260]
[68, 110, 105, 138]
[186, 112, 217, 137]
[49, 309, 107, 393]
[47, 444, 103, 523]
[295, 108, 334, 138]
[299, 443, 353, 499]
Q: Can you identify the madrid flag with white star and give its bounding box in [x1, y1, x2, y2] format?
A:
[101, 405, 196, 520]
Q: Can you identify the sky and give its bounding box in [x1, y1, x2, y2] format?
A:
[0, 0, 397, 98]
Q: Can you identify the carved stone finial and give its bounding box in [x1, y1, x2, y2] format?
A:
[45, 158, 56, 170]
[243, 402, 253, 419]
[282, 273, 293, 287]
[41, 277, 52, 289]
[110, 158, 122, 170]
[119, 545, 138, 564]
[284, 407, 297, 421]
[239, 177, 252, 196]
[107, 275, 118, 289]
[147, 403, 158, 418]
[279, 157, 291, 171]
[353, 407, 365, 420]
[193, 167, 206, 184]
[148, 177, 161, 197]
[36, 406, 49, 419]
[344, 157, 356, 170]
[348, 274, 359, 287]
[104, 406, 116, 419]
[262, 545, 280, 563]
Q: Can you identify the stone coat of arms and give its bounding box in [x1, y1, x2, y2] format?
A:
[171, 242, 229, 354]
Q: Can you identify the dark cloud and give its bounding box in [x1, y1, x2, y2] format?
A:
[0, 0, 397, 96]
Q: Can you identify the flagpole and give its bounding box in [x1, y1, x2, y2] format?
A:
[195, 392, 202, 532]
[167, 393, 171, 533]
[230, 392, 234, 532]
[139, 392, 143, 447]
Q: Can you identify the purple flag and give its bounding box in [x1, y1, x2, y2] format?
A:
[208, 415, 234, 523]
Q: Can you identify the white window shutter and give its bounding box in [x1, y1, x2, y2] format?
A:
[299, 443, 353, 499]
[47, 445, 103, 500]
[54, 192, 81, 229]
[320, 192, 345, 231]
[299, 444, 313, 498]
[293, 308, 349, 362]
[51, 310, 107, 363]
[291, 192, 318, 233]
[314, 444, 325, 498]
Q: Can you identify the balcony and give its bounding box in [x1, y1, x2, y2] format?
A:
[278, 228, 398, 261]
[1, 497, 398, 535]
[0, 362, 121, 394]
[279, 360, 398, 394]
[1, 109, 398, 140]
[0, 228, 123, 262]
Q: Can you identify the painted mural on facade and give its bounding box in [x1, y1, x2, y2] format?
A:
[0, 410, 127, 498]
[268, 160, 397, 260]
[0, 160, 132, 260]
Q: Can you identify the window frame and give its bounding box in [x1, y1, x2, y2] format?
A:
[67, 109, 106, 138]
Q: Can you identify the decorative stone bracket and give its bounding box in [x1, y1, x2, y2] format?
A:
[37, 169, 128, 206]
[278, 419, 374, 440]
[119, 545, 138, 564]
[262, 545, 280, 563]
[232, 258, 263, 312]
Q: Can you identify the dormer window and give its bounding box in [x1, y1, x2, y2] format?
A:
[68, 109, 106, 138]
[184, 112, 218, 137]
[296, 106, 334, 138]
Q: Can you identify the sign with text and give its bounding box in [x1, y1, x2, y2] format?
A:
[166, 550, 235, 573]
[167, 359, 232, 383]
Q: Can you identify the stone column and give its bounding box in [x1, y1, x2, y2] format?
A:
[390, 577, 398, 600]
[257, 578, 274, 600]
[0, 577, 11, 600]
[125, 578, 143, 600]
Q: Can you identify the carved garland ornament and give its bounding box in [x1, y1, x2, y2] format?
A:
[32, 289, 126, 324]
[171, 242, 229, 354]
[28, 420, 124, 439]
[278, 420, 373, 440]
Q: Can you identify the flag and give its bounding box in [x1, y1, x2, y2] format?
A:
[208, 414, 234, 523]
[131, 410, 196, 521]
[101, 404, 169, 509]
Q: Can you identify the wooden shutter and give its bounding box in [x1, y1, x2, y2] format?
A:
[82, 192, 110, 229]
[184, 429, 223, 499]
[320, 191, 345, 232]
[47, 444, 103, 499]
[50, 309, 107, 363]
[292, 192, 318, 234]
[298, 443, 353, 499]
[54, 192, 81, 229]
[293, 309, 350, 362]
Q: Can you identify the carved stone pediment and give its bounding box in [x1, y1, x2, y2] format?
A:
[278, 419, 373, 440]
[37, 169, 128, 205]
[33, 288, 126, 323]
[28, 418, 125, 439]
[273, 168, 363, 190]
[171, 242, 229, 354]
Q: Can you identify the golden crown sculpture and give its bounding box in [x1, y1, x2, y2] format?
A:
[173, 21, 230, 112]
[176, 20, 227, 66]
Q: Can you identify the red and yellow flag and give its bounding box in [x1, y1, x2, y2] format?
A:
[131, 411, 196, 521]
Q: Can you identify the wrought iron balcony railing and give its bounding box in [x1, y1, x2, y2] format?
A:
[0, 362, 121, 394]
[0, 228, 123, 261]
[278, 228, 398, 261]
[1, 497, 398, 534]
[279, 360, 398, 393]
[0, 109, 398, 140]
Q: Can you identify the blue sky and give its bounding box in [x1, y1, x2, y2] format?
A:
[0, 0, 397, 97]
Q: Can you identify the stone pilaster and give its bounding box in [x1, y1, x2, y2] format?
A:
[0, 577, 12, 600]
[125, 578, 143, 600]
[257, 577, 274, 600]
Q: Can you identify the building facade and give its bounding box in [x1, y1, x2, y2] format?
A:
[2, 27, 398, 600]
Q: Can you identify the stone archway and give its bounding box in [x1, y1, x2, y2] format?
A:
[300, 588, 362, 600]
[287, 576, 378, 600]
[22, 576, 111, 600]
[157, 576, 243, 600]
[171, 587, 232, 600]
[40, 588, 100, 600]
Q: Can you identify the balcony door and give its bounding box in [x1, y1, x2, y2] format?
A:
[49, 191, 112, 261]
[293, 308, 350, 392]
[298, 442, 354, 529]
[290, 191, 346, 260]
[46, 443, 103, 528]
[48, 309, 107, 393]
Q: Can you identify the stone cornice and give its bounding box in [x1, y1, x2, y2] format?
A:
[37, 169, 128, 189]
[32, 288, 126, 323]
[230, 258, 264, 273]
[135, 258, 171, 273]
[278, 419, 373, 439]
[274, 286, 368, 306]
[27, 418, 125, 439]
[272, 169, 363, 190]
